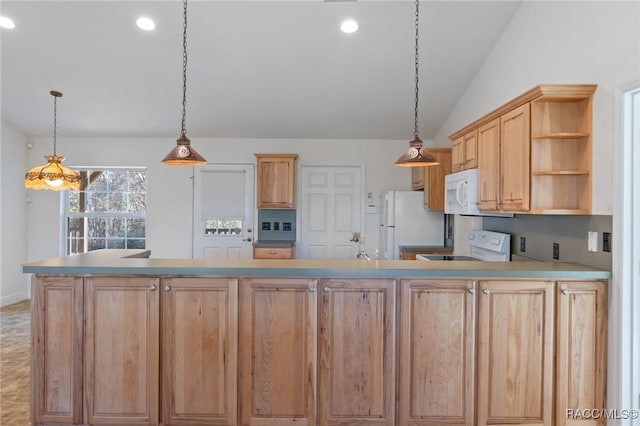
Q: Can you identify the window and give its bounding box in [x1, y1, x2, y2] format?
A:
[63, 168, 146, 254]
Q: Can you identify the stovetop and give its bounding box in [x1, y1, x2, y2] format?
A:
[417, 255, 479, 261]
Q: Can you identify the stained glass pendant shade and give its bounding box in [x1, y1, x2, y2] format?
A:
[24, 91, 81, 191]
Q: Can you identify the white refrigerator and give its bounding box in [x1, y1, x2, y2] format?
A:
[379, 191, 445, 260]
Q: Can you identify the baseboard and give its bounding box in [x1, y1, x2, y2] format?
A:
[0, 292, 29, 308]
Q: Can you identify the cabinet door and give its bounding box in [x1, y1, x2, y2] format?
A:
[239, 278, 317, 426]
[500, 104, 530, 212]
[31, 276, 83, 425]
[256, 155, 297, 208]
[85, 277, 160, 425]
[319, 279, 395, 426]
[463, 129, 478, 169]
[398, 280, 475, 426]
[424, 148, 452, 211]
[556, 281, 607, 426]
[451, 137, 465, 172]
[162, 278, 238, 426]
[477, 280, 554, 426]
[411, 166, 425, 190]
[477, 118, 501, 211]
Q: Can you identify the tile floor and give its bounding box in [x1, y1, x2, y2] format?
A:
[0, 300, 31, 425]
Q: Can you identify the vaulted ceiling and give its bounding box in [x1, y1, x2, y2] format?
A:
[1, 1, 521, 141]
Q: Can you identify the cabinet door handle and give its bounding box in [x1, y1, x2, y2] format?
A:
[561, 288, 569, 296]
[309, 286, 316, 293]
[164, 285, 171, 292]
[482, 288, 490, 295]
[323, 287, 330, 293]
[468, 288, 475, 294]
[149, 284, 157, 291]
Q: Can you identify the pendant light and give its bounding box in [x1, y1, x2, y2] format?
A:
[394, 0, 439, 167]
[24, 91, 81, 191]
[162, 0, 206, 165]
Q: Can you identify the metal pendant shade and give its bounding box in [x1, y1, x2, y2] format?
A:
[162, 0, 207, 166]
[24, 91, 81, 191]
[395, 0, 439, 168]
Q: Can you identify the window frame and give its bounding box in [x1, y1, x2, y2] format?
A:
[60, 166, 147, 255]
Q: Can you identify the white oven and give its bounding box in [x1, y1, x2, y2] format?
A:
[417, 230, 511, 262]
[444, 169, 512, 217]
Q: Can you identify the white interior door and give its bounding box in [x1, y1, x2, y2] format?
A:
[298, 165, 362, 259]
[193, 164, 255, 259]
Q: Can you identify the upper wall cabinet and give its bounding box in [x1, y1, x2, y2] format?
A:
[451, 129, 478, 172]
[255, 154, 298, 209]
[449, 84, 596, 215]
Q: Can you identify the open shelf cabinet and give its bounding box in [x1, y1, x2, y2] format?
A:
[530, 93, 594, 214]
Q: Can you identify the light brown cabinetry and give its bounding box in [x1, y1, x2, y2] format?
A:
[255, 154, 298, 209]
[411, 148, 452, 211]
[84, 276, 160, 425]
[452, 84, 596, 214]
[252, 246, 293, 259]
[31, 276, 83, 425]
[530, 95, 593, 213]
[239, 278, 318, 426]
[477, 280, 555, 426]
[477, 104, 531, 212]
[161, 277, 238, 426]
[398, 279, 475, 426]
[411, 167, 425, 189]
[319, 279, 396, 426]
[452, 129, 478, 172]
[423, 148, 453, 211]
[555, 281, 607, 426]
[30, 273, 607, 426]
[398, 247, 452, 260]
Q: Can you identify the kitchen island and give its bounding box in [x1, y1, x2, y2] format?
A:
[24, 250, 609, 426]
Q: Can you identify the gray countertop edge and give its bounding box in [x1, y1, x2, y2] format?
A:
[22, 249, 611, 280]
[21, 267, 610, 280]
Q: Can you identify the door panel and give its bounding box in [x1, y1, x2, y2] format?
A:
[162, 278, 238, 425]
[193, 164, 255, 259]
[84, 277, 159, 425]
[239, 278, 317, 426]
[477, 280, 553, 426]
[319, 279, 395, 425]
[299, 166, 362, 259]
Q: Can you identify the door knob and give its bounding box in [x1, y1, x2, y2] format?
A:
[243, 237, 252, 242]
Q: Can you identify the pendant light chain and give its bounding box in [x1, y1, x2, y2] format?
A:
[52, 93, 58, 155]
[413, 0, 420, 139]
[181, 0, 188, 136]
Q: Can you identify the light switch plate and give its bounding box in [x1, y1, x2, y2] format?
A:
[588, 231, 598, 252]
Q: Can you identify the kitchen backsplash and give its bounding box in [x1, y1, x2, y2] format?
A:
[483, 214, 612, 270]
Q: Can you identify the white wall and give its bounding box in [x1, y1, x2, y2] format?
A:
[434, 0, 640, 215]
[435, 1, 639, 417]
[1, 122, 29, 306]
[24, 135, 410, 261]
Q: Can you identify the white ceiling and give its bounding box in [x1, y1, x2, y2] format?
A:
[1, 1, 522, 141]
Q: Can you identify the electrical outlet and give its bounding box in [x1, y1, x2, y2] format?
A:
[603, 232, 611, 252]
[519, 236, 526, 252]
[553, 243, 560, 260]
[587, 231, 598, 252]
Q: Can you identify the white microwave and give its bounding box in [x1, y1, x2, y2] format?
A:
[444, 169, 512, 217]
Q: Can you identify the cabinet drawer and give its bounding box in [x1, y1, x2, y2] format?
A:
[253, 247, 293, 259]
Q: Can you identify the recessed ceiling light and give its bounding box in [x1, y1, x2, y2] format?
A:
[0, 16, 15, 29]
[136, 17, 155, 31]
[340, 19, 358, 34]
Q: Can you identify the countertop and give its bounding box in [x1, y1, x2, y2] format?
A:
[22, 249, 611, 280]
